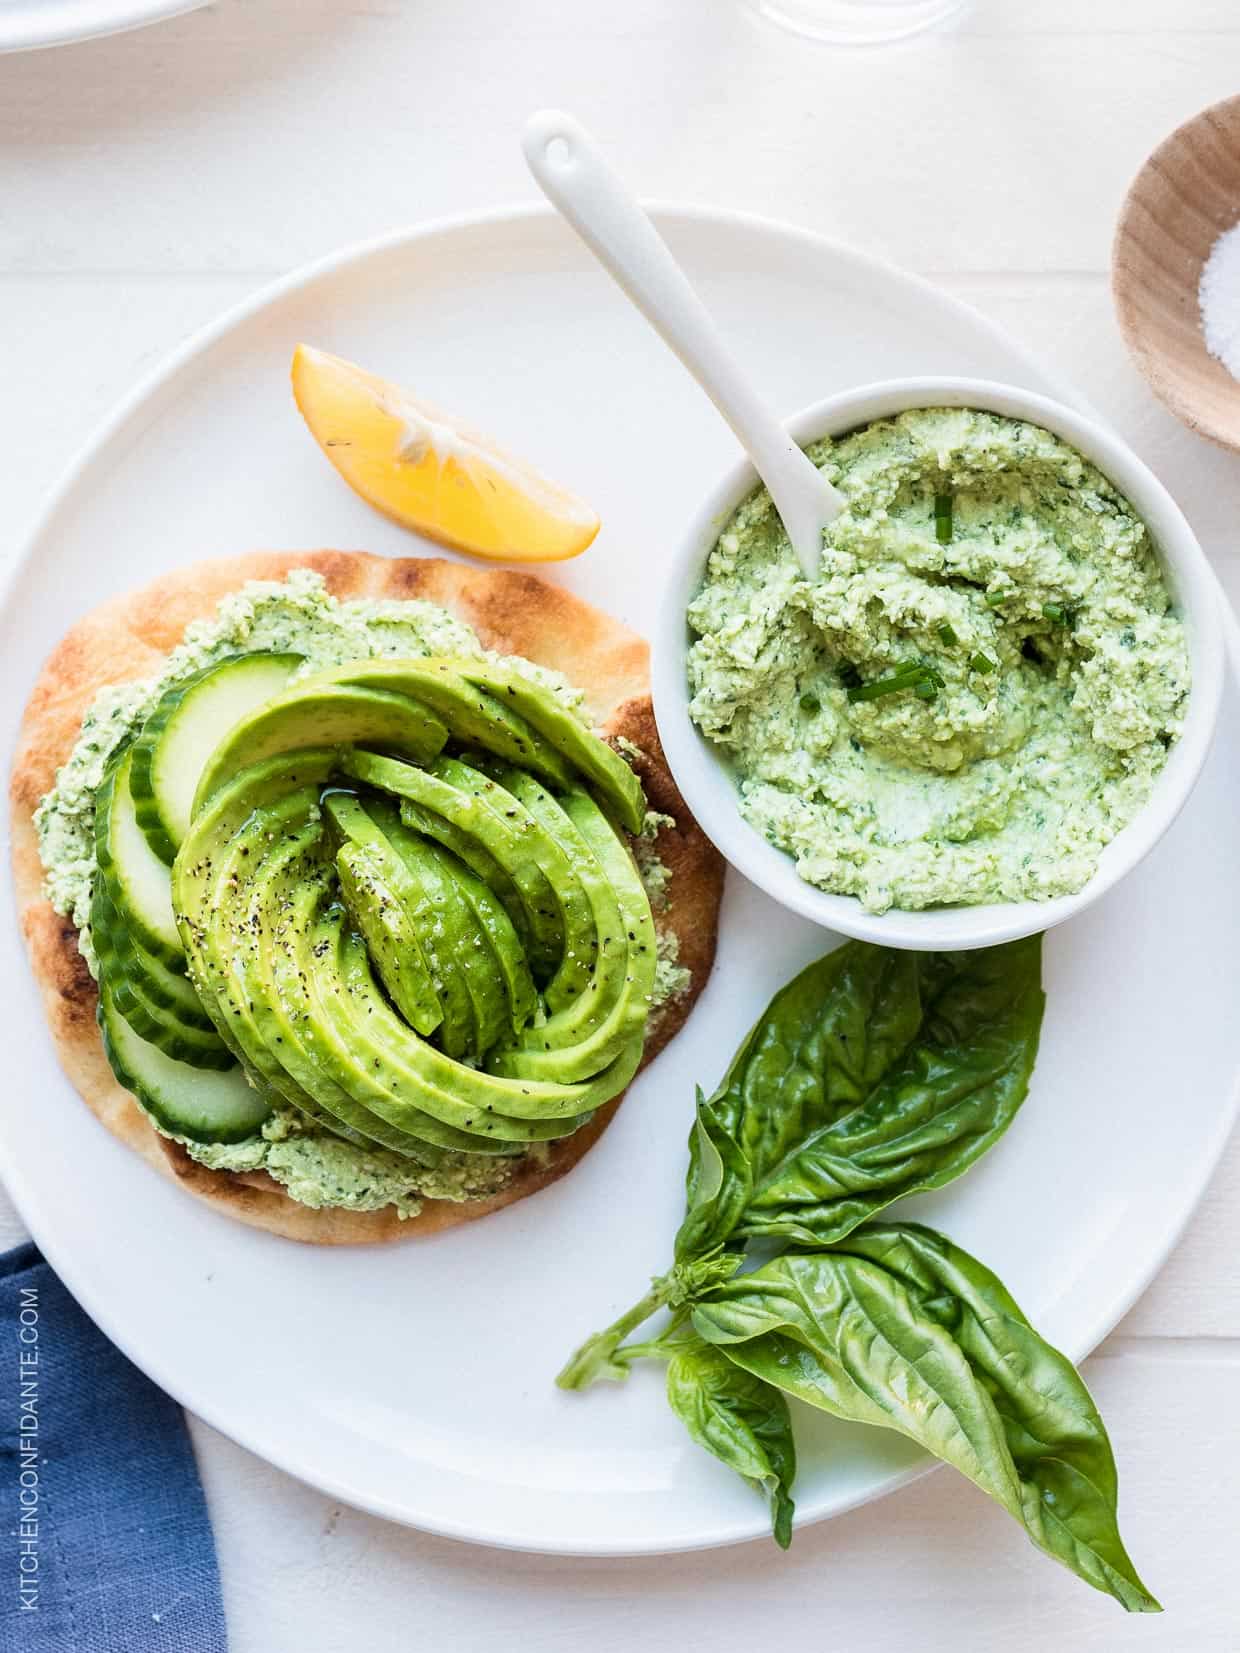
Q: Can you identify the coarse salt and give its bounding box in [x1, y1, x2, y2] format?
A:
[1198, 220, 1240, 379]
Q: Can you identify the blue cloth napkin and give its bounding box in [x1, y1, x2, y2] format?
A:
[1, 1243, 227, 1652]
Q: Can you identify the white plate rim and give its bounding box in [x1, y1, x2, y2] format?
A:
[2, 202, 1238, 1555]
[0, 0, 205, 53]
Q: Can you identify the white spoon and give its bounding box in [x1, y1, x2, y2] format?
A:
[523, 109, 843, 579]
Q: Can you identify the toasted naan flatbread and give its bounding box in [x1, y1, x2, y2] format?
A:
[10, 551, 724, 1243]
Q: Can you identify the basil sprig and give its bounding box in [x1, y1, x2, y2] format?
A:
[694, 1229, 1157, 1609]
[557, 938, 1159, 1611]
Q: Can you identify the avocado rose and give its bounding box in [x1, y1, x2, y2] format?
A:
[95, 651, 658, 1167]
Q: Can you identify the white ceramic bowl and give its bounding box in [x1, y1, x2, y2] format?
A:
[652, 377, 1226, 950]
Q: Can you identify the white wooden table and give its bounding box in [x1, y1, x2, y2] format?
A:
[3, 1, 1239, 1645]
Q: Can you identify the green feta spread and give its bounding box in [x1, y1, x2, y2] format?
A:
[184, 1108, 542, 1216]
[652, 929, 691, 1008]
[688, 408, 1190, 913]
[36, 569, 675, 1218]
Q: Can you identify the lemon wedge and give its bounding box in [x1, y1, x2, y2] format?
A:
[291, 345, 600, 563]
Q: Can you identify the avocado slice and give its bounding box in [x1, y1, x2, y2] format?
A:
[190, 788, 384, 1144]
[221, 793, 453, 1157]
[320, 912, 639, 1129]
[397, 793, 529, 953]
[334, 843, 443, 1038]
[309, 918, 569, 1146]
[296, 906, 518, 1156]
[338, 747, 564, 979]
[363, 800, 510, 1060]
[176, 747, 338, 895]
[333, 756, 537, 1040]
[324, 795, 443, 1037]
[442, 849, 538, 1039]
[309, 658, 575, 790]
[192, 683, 448, 818]
[249, 832, 447, 1164]
[431, 755, 599, 1005]
[177, 756, 591, 1147]
[323, 792, 474, 1059]
[173, 752, 390, 1148]
[313, 656, 646, 831]
[455, 661, 647, 834]
[469, 763, 601, 1009]
[485, 785, 656, 1085]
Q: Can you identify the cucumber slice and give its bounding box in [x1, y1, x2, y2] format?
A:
[131, 652, 302, 862]
[93, 884, 231, 1069]
[98, 987, 270, 1144]
[92, 879, 215, 1031]
[95, 745, 183, 967]
[109, 978, 236, 1070]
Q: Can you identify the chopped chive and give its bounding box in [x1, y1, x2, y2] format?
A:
[848, 674, 922, 703]
[934, 493, 953, 545]
[1042, 601, 1074, 627]
[847, 662, 943, 704]
[985, 590, 1007, 608]
[970, 651, 997, 674]
[799, 692, 821, 714]
[937, 621, 959, 647]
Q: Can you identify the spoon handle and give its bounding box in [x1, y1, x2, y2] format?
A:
[523, 110, 841, 576]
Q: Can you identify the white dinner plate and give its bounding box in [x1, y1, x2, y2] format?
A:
[0, 0, 202, 53]
[2, 206, 1238, 1555]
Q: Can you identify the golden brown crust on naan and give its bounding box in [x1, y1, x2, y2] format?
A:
[10, 552, 723, 1244]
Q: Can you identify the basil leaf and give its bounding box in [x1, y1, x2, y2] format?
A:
[707, 944, 928, 1178]
[665, 1334, 796, 1548]
[675, 1088, 753, 1261]
[738, 938, 1044, 1245]
[692, 1225, 1159, 1612]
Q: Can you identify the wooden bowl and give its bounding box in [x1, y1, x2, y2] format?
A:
[1113, 93, 1240, 454]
